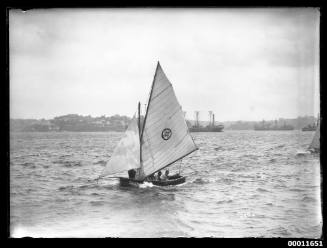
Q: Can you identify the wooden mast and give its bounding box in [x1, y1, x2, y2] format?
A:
[138, 102, 142, 165]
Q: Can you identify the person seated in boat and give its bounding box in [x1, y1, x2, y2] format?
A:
[156, 171, 162, 181]
[128, 169, 136, 179]
[161, 170, 169, 181]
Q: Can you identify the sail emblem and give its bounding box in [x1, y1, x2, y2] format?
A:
[161, 128, 172, 140]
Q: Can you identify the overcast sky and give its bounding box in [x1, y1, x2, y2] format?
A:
[9, 8, 320, 121]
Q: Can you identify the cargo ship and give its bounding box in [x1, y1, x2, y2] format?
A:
[254, 120, 294, 131]
[189, 125, 224, 132]
[189, 111, 224, 132]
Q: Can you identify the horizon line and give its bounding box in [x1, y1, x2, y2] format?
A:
[10, 113, 318, 123]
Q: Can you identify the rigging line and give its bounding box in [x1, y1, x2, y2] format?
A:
[178, 159, 183, 174]
[182, 111, 198, 149]
[188, 128, 198, 149]
[95, 175, 120, 182]
[147, 147, 198, 177]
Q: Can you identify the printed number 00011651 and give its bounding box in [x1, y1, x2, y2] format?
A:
[288, 241, 323, 247]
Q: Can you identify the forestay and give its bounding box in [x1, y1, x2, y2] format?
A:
[140, 63, 198, 179]
[101, 116, 141, 177]
[309, 120, 320, 150]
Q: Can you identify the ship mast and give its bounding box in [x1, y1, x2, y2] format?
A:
[195, 111, 200, 127]
[208, 111, 213, 127]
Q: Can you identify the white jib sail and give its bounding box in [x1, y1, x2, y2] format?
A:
[140, 63, 198, 178]
[309, 120, 320, 150]
[101, 116, 140, 177]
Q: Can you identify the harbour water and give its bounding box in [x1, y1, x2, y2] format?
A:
[10, 131, 322, 238]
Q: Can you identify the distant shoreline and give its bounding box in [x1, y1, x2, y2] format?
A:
[10, 114, 317, 132]
[10, 130, 126, 133]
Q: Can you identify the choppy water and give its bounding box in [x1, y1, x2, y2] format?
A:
[10, 131, 322, 238]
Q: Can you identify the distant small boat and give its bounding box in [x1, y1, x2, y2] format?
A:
[302, 124, 317, 131]
[99, 62, 198, 186]
[308, 117, 320, 153]
[254, 125, 294, 131]
[295, 151, 310, 157]
[254, 120, 294, 131]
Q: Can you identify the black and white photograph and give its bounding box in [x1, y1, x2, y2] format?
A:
[9, 8, 321, 238]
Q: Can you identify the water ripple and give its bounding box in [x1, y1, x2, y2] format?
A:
[10, 131, 322, 238]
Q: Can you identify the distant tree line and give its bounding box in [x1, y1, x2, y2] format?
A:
[10, 114, 131, 132]
[10, 114, 317, 132]
[224, 116, 317, 130]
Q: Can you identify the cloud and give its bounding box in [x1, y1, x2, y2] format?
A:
[9, 8, 320, 120]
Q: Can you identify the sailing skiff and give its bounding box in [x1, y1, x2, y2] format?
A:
[308, 116, 320, 153]
[99, 62, 198, 186]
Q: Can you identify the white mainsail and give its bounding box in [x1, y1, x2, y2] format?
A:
[101, 116, 141, 177]
[309, 119, 320, 151]
[140, 62, 198, 179]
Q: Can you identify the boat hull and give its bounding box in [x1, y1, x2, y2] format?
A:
[119, 174, 186, 187]
[254, 127, 294, 131]
[309, 148, 320, 154]
[189, 126, 224, 132]
[119, 177, 144, 187]
[150, 176, 186, 186]
[302, 127, 316, 131]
